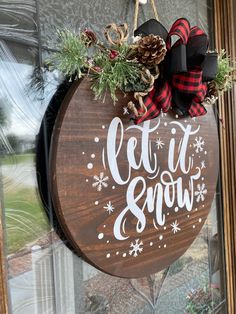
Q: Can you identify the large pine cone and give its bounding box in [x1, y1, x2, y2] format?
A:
[136, 34, 167, 66]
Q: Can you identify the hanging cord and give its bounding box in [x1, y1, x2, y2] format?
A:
[128, 0, 160, 117]
[150, 0, 159, 21]
[133, 0, 159, 34]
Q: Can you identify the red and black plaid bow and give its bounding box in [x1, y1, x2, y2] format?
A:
[134, 18, 217, 124]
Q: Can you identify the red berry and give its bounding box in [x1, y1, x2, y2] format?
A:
[109, 50, 119, 60]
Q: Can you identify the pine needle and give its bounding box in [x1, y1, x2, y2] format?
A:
[91, 51, 141, 102]
[51, 29, 88, 79]
[215, 49, 235, 92]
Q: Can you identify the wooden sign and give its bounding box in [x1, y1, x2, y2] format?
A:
[50, 78, 219, 278]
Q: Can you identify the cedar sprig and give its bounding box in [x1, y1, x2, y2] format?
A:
[214, 49, 235, 92]
[52, 29, 88, 79]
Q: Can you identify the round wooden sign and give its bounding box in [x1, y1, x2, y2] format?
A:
[50, 78, 219, 278]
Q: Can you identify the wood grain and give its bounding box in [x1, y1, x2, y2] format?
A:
[50, 77, 219, 278]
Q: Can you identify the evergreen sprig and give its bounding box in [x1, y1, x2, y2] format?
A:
[91, 46, 142, 102]
[215, 49, 235, 92]
[52, 29, 88, 79]
[49, 31, 147, 102]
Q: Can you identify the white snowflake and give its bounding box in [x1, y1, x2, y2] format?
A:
[92, 172, 109, 191]
[170, 220, 181, 234]
[201, 160, 206, 169]
[123, 107, 129, 115]
[155, 138, 165, 149]
[103, 201, 114, 214]
[193, 136, 205, 153]
[194, 183, 207, 202]
[129, 239, 143, 257]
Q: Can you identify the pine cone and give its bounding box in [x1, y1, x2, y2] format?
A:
[208, 81, 219, 97]
[136, 35, 167, 66]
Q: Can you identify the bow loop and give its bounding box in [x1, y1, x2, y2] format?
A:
[132, 18, 218, 124]
[202, 52, 218, 81]
[166, 18, 191, 49]
[169, 44, 187, 74]
[172, 70, 203, 94]
[186, 31, 208, 68]
[134, 18, 168, 40]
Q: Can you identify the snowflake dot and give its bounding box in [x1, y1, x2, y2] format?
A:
[91, 154, 95, 159]
[94, 137, 99, 143]
[106, 253, 110, 258]
[174, 207, 179, 212]
[95, 201, 99, 205]
[98, 233, 104, 240]
[150, 242, 153, 246]
[122, 253, 126, 257]
[199, 218, 202, 223]
[159, 235, 163, 240]
[87, 163, 93, 169]
[171, 128, 176, 135]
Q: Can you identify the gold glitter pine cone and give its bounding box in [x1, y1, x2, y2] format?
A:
[136, 34, 167, 66]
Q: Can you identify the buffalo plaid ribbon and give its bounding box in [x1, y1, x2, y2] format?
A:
[135, 18, 209, 124]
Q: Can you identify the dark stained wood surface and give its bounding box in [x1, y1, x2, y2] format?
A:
[50, 77, 219, 278]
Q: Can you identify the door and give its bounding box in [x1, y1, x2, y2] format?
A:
[0, 0, 235, 313]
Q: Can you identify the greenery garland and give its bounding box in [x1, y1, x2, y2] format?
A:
[40, 24, 235, 109]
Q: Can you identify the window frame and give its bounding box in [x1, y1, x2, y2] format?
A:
[214, 0, 236, 312]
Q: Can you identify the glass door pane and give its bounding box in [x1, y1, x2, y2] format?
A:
[0, 0, 227, 313]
